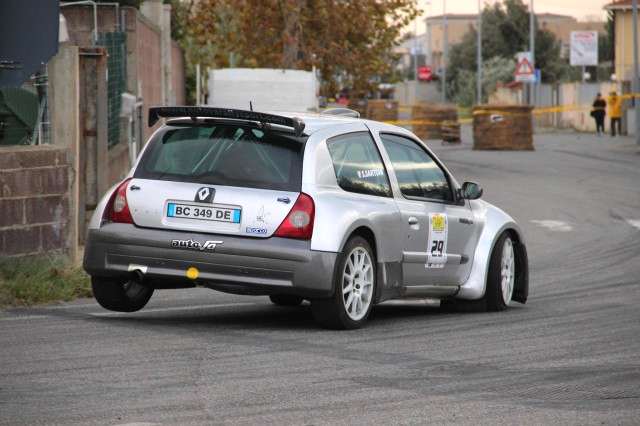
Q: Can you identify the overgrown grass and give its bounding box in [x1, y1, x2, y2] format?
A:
[0, 257, 92, 308]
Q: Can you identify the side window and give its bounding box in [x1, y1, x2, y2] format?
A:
[326, 132, 392, 197]
[380, 134, 453, 202]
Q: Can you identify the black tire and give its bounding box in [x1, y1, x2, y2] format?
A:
[484, 232, 514, 312]
[269, 294, 304, 306]
[311, 236, 376, 330]
[91, 276, 154, 312]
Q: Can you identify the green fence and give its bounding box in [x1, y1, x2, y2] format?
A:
[98, 32, 127, 148]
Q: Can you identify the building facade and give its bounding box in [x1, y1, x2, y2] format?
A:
[423, 13, 605, 74]
[605, 0, 640, 82]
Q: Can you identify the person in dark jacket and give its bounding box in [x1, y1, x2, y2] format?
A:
[591, 93, 606, 136]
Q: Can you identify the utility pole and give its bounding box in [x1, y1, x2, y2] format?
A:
[414, 15, 419, 84]
[442, 0, 448, 103]
[633, 0, 640, 145]
[476, 0, 482, 105]
[529, 0, 535, 105]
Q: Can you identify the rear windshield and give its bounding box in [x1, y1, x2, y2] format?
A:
[135, 124, 306, 191]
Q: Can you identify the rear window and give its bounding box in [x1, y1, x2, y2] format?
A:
[135, 124, 305, 191]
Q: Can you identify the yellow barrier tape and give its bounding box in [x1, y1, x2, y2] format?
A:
[383, 93, 640, 127]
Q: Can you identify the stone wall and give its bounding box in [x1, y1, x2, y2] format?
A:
[0, 146, 71, 257]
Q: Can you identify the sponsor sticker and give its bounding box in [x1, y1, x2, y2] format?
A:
[171, 239, 222, 252]
[426, 213, 448, 269]
[357, 169, 384, 179]
[246, 227, 268, 235]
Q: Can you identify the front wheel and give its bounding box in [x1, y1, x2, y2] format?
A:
[485, 232, 516, 311]
[311, 236, 376, 329]
[92, 276, 154, 312]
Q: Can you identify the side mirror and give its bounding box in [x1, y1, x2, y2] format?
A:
[461, 181, 483, 200]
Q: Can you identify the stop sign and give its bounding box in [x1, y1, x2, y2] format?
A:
[418, 66, 432, 81]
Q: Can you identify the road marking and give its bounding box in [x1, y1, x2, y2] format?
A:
[89, 302, 258, 317]
[626, 219, 640, 230]
[530, 220, 573, 232]
[0, 315, 49, 322]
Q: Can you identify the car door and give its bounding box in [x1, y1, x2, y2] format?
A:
[378, 133, 477, 286]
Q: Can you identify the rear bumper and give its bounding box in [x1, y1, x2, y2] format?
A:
[83, 223, 337, 298]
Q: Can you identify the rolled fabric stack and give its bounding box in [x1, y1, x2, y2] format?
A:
[441, 120, 461, 143]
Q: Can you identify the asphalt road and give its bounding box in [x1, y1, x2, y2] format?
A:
[2, 130, 640, 425]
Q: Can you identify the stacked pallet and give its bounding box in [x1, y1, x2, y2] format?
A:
[366, 100, 399, 122]
[472, 104, 534, 150]
[411, 103, 457, 140]
[441, 121, 461, 143]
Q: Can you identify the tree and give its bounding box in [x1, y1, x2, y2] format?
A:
[446, 0, 567, 103]
[453, 56, 515, 107]
[599, 10, 614, 64]
[184, 0, 419, 96]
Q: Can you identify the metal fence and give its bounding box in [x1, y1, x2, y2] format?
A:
[97, 31, 127, 147]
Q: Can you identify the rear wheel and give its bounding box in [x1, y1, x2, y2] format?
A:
[91, 277, 154, 312]
[269, 294, 304, 306]
[485, 232, 516, 311]
[311, 236, 376, 329]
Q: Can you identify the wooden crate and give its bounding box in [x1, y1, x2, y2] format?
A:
[472, 104, 534, 150]
[411, 103, 457, 140]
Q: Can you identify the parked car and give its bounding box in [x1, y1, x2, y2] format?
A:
[84, 106, 528, 329]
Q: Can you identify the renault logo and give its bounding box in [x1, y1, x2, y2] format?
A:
[195, 187, 215, 203]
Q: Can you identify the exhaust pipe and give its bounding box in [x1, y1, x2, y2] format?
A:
[129, 269, 145, 283]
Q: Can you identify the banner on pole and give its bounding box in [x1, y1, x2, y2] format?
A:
[570, 31, 598, 66]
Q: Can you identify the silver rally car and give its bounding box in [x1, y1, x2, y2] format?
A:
[84, 106, 528, 329]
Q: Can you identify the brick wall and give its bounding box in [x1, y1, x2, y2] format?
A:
[0, 146, 71, 257]
[172, 41, 186, 105]
[135, 14, 163, 141]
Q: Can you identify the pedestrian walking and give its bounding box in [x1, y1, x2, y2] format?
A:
[608, 91, 622, 137]
[591, 93, 606, 136]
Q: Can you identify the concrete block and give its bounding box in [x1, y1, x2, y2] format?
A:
[42, 222, 67, 251]
[1, 227, 41, 255]
[0, 199, 24, 227]
[25, 196, 68, 224]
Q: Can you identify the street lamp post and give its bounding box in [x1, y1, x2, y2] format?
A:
[633, 0, 640, 145]
[442, 0, 447, 103]
[477, 0, 482, 105]
[529, 0, 535, 105]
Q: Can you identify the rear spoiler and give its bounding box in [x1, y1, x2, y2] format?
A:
[148, 106, 306, 136]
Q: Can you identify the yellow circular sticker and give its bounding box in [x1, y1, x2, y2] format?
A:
[186, 267, 199, 280]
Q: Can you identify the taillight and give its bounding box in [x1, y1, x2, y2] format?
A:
[104, 178, 134, 224]
[274, 193, 315, 240]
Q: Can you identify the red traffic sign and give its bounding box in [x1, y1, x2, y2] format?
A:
[418, 66, 432, 81]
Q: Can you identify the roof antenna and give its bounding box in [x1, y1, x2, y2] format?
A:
[249, 101, 253, 112]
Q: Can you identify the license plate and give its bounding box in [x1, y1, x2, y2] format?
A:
[167, 202, 241, 223]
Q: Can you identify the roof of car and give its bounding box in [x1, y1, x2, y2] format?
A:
[270, 111, 364, 134]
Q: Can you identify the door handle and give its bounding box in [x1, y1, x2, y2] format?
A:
[408, 217, 419, 225]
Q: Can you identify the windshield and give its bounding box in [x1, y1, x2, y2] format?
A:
[134, 124, 306, 191]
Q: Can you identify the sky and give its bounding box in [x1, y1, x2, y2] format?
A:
[414, 0, 612, 33]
